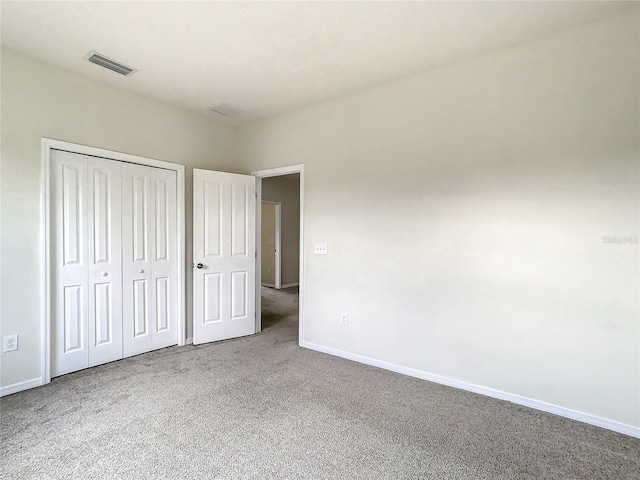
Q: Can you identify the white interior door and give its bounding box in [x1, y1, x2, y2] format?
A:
[193, 169, 256, 344]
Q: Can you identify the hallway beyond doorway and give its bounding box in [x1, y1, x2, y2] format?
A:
[261, 286, 299, 344]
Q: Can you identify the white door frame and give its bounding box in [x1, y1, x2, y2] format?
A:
[251, 165, 304, 342]
[261, 201, 281, 289]
[41, 138, 186, 384]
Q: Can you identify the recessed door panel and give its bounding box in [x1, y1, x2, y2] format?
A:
[231, 184, 248, 257]
[204, 273, 222, 323]
[231, 271, 247, 319]
[62, 165, 82, 266]
[93, 283, 114, 346]
[133, 279, 148, 337]
[132, 176, 148, 263]
[204, 182, 221, 257]
[155, 178, 169, 261]
[156, 277, 169, 332]
[93, 170, 110, 264]
[64, 285, 84, 352]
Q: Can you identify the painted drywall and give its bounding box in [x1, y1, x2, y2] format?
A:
[262, 175, 300, 286]
[238, 11, 640, 429]
[261, 203, 277, 285]
[0, 47, 237, 388]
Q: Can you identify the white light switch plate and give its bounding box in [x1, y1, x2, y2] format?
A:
[314, 243, 328, 255]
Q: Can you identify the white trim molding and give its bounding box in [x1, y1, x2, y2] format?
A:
[1, 377, 44, 397]
[301, 341, 640, 439]
[41, 138, 187, 387]
[262, 282, 299, 289]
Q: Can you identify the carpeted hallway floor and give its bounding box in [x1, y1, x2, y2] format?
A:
[1, 286, 639, 479]
[260, 285, 299, 342]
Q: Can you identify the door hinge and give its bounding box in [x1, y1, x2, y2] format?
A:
[255, 250, 257, 258]
[255, 191, 257, 199]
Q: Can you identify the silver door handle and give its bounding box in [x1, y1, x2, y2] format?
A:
[196, 263, 204, 269]
[138, 269, 144, 273]
[101, 272, 108, 276]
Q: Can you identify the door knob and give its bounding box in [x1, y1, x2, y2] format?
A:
[101, 272, 108, 276]
[138, 269, 144, 273]
[196, 263, 204, 269]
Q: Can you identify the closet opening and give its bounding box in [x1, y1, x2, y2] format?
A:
[41, 138, 186, 384]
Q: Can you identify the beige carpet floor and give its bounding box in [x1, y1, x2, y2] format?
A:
[1, 286, 638, 479]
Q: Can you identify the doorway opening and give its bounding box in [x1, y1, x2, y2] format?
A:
[252, 166, 304, 345]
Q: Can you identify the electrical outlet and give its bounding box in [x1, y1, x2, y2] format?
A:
[340, 313, 348, 325]
[3, 334, 18, 353]
[314, 243, 328, 255]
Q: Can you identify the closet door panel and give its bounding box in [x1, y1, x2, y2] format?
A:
[122, 163, 155, 357]
[52, 150, 89, 376]
[152, 169, 178, 349]
[87, 158, 123, 367]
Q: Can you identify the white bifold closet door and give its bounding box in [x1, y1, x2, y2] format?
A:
[52, 150, 123, 376]
[122, 163, 178, 357]
[51, 150, 177, 377]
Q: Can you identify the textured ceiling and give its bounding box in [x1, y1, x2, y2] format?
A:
[0, 1, 633, 125]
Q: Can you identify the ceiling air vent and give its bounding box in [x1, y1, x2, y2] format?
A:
[208, 103, 244, 117]
[84, 51, 136, 76]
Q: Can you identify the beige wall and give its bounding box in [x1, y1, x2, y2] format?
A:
[1, 10, 638, 432]
[262, 175, 300, 286]
[238, 12, 640, 428]
[0, 48, 238, 387]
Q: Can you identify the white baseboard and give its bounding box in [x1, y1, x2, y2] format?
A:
[1, 377, 44, 397]
[186, 337, 193, 345]
[262, 282, 299, 289]
[300, 341, 639, 439]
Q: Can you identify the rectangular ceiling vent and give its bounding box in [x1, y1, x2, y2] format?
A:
[84, 51, 136, 76]
[208, 103, 244, 117]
